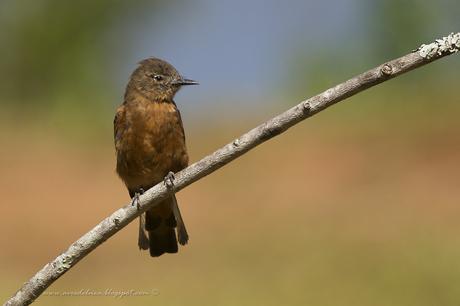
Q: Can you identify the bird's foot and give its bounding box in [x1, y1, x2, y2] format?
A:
[164, 171, 176, 191]
[131, 188, 145, 210]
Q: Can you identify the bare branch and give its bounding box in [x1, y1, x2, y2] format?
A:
[5, 32, 460, 306]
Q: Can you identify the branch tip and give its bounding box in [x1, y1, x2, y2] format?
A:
[417, 32, 460, 59]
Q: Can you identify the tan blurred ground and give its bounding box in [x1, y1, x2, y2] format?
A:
[1, 109, 460, 305]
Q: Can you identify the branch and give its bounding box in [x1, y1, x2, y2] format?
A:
[5, 32, 460, 306]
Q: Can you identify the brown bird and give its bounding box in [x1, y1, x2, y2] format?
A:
[114, 58, 198, 257]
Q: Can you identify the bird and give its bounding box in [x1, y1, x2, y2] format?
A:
[114, 57, 198, 257]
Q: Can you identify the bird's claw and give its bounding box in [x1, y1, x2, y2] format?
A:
[131, 188, 145, 210]
[164, 171, 176, 190]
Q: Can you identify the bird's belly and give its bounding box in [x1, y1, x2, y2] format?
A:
[116, 114, 188, 190]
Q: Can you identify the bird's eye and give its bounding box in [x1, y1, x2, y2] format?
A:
[151, 74, 163, 81]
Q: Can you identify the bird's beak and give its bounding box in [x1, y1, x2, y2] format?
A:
[172, 77, 199, 86]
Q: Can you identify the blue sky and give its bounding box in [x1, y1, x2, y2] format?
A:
[110, 0, 364, 111]
[107, 0, 458, 118]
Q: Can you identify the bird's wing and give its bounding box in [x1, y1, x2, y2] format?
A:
[176, 109, 186, 146]
[173, 103, 188, 169]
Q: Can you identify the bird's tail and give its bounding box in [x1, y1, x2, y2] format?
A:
[141, 197, 189, 257]
[138, 214, 178, 256]
[147, 224, 178, 257]
[146, 207, 178, 257]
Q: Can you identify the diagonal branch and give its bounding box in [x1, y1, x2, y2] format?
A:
[5, 32, 460, 306]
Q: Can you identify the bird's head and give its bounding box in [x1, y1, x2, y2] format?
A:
[126, 57, 198, 101]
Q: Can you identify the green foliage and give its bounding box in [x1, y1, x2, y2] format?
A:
[0, 0, 158, 112]
[285, 0, 459, 114]
[367, 0, 438, 58]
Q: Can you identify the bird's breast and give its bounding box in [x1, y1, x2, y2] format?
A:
[116, 100, 188, 190]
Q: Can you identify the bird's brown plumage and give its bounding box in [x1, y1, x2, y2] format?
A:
[114, 58, 196, 257]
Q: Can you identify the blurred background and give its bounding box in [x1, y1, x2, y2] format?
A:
[1, 0, 460, 305]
